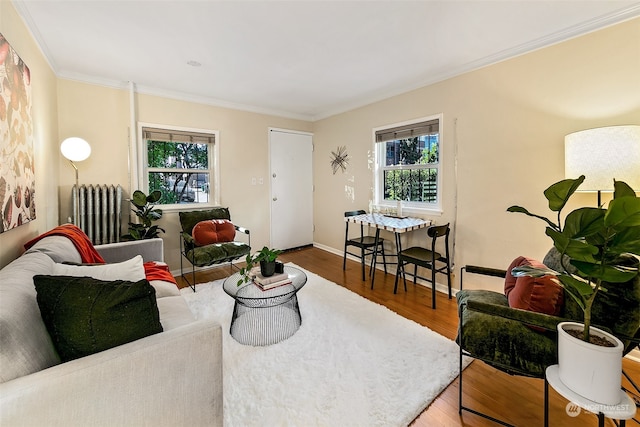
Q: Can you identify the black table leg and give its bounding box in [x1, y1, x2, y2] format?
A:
[371, 228, 381, 289]
[395, 232, 408, 292]
[395, 232, 403, 254]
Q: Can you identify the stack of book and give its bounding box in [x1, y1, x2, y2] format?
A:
[253, 272, 292, 291]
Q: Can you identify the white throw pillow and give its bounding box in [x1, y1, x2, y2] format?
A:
[52, 255, 145, 282]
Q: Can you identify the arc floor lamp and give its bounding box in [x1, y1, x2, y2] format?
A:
[60, 137, 91, 226]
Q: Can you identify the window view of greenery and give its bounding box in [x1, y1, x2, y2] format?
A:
[147, 140, 210, 204]
[383, 134, 438, 203]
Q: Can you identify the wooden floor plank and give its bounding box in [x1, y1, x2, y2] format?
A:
[175, 246, 639, 426]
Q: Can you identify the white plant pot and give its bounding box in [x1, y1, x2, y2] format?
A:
[557, 321, 624, 405]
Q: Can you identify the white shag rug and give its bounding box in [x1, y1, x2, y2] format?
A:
[180, 263, 470, 427]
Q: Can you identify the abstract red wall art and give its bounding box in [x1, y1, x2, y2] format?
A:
[0, 33, 35, 233]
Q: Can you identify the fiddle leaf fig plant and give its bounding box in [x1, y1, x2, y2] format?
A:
[122, 190, 165, 240]
[507, 175, 640, 342]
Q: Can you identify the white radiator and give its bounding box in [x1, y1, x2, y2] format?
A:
[72, 184, 123, 245]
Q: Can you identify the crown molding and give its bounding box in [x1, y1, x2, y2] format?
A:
[312, 4, 640, 121]
[13, 0, 640, 123]
[11, 0, 58, 73]
[56, 72, 315, 122]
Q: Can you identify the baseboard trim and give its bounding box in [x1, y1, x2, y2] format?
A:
[171, 242, 460, 297]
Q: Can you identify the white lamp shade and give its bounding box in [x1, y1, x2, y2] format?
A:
[565, 125, 640, 191]
[60, 137, 91, 162]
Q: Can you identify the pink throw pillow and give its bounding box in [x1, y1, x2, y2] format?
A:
[504, 256, 564, 316]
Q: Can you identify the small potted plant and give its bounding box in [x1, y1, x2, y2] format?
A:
[507, 175, 639, 404]
[237, 246, 283, 286]
[121, 190, 165, 240]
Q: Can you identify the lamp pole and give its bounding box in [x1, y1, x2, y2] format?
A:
[68, 159, 80, 225]
[60, 137, 91, 227]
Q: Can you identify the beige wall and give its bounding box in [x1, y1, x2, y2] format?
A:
[2, 2, 638, 294]
[58, 84, 312, 271]
[313, 17, 640, 291]
[0, 1, 59, 268]
[57, 80, 130, 225]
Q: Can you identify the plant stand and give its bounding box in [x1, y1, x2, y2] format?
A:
[544, 365, 636, 427]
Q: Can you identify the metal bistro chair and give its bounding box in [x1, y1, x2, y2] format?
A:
[394, 223, 452, 308]
[343, 210, 388, 282]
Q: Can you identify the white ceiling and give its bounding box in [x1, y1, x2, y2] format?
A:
[12, 0, 640, 121]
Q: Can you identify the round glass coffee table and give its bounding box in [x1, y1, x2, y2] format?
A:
[223, 266, 307, 346]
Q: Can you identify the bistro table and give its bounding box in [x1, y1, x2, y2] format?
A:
[344, 213, 431, 287]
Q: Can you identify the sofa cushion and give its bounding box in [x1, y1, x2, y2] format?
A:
[156, 295, 197, 331]
[179, 207, 231, 235]
[33, 275, 163, 362]
[24, 235, 83, 264]
[504, 256, 564, 316]
[52, 255, 145, 281]
[24, 224, 105, 263]
[149, 280, 181, 298]
[192, 219, 236, 246]
[0, 252, 61, 383]
[184, 241, 251, 267]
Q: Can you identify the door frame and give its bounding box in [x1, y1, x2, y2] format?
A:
[268, 127, 314, 249]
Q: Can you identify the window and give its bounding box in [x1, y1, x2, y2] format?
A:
[141, 125, 218, 206]
[374, 115, 441, 211]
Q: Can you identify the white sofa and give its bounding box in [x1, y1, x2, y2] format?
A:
[0, 235, 223, 427]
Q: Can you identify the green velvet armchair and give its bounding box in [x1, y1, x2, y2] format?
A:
[457, 255, 640, 426]
[179, 207, 251, 291]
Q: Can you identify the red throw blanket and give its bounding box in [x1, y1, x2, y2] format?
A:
[24, 224, 177, 286]
[143, 262, 178, 285]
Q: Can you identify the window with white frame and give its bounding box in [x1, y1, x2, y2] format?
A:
[141, 126, 218, 206]
[374, 115, 441, 211]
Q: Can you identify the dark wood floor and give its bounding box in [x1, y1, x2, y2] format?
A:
[175, 246, 640, 427]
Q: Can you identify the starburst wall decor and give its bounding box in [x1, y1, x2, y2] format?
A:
[330, 146, 349, 174]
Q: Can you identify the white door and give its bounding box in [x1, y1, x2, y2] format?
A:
[269, 129, 313, 250]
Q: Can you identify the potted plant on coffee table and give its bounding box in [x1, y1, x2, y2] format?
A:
[507, 175, 640, 404]
[237, 246, 283, 286]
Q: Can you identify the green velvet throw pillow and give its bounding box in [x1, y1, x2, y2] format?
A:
[33, 275, 163, 362]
